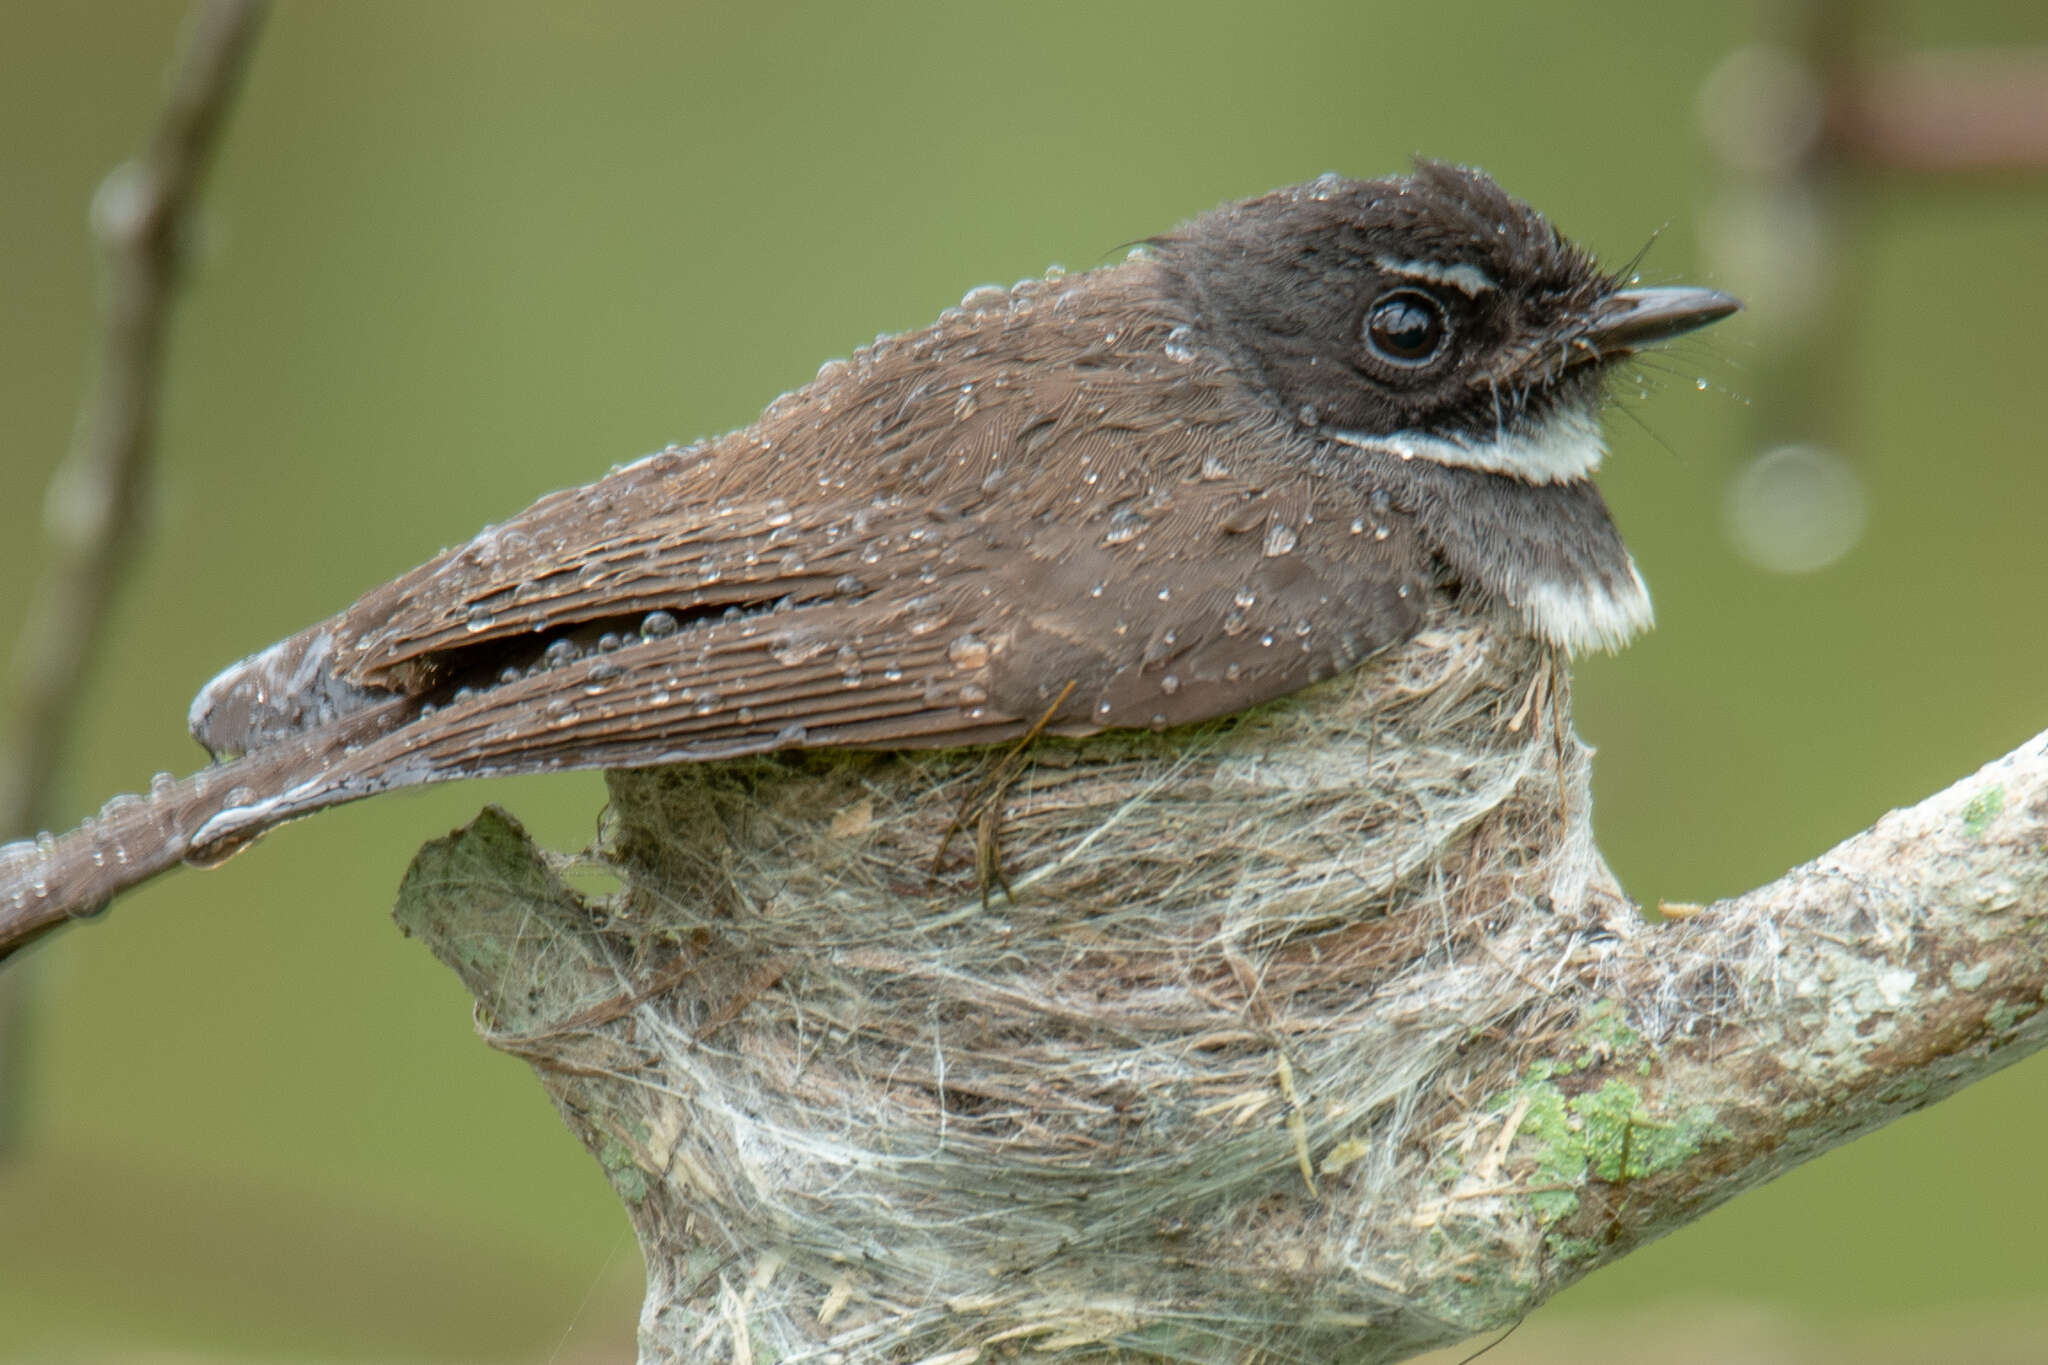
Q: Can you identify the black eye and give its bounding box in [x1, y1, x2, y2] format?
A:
[1363, 289, 1449, 367]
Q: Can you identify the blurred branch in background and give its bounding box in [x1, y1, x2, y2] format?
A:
[1833, 48, 2048, 174]
[0, 0, 268, 1155]
[1701, 2, 2048, 576]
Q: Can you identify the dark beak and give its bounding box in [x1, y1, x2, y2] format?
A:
[1576, 286, 1741, 362]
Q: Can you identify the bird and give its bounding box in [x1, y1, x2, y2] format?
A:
[0, 161, 1737, 956]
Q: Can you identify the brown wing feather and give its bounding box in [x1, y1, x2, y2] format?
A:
[334, 474, 944, 688]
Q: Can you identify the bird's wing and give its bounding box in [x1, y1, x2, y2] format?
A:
[329, 444, 910, 689]
[192, 264, 1436, 824]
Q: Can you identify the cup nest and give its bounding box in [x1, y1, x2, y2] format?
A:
[397, 600, 1638, 1364]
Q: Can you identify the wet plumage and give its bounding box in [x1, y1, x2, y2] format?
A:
[0, 162, 1737, 949]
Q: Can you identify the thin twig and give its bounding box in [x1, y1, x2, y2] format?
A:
[1835, 50, 2048, 174]
[0, 0, 268, 1152]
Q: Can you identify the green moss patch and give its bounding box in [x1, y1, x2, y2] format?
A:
[1489, 1006, 1728, 1228]
[1962, 785, 2005, 840]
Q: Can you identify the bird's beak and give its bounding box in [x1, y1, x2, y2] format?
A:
[1575, 286, 1741, 363]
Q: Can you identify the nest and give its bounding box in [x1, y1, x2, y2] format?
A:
[396, 600, 1639, 1364]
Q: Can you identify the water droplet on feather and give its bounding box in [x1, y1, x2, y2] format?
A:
[1101, 508, 1145, 545]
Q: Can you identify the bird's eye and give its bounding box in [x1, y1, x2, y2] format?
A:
[1363, 290, 1450, 367]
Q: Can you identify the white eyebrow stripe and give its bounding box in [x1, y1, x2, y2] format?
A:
[1373, 255, 1497, 296]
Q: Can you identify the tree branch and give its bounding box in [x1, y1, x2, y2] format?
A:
[391, 614, 2048, 1364]
[1542, 722, 2048, 1268]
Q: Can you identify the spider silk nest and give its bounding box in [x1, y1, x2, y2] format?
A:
[406, 598, 1633, 1364]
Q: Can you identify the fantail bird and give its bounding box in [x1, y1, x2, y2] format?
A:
[0, 161, 1737, 956]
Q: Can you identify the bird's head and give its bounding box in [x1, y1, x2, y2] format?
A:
[1158, 160, 1737, 486]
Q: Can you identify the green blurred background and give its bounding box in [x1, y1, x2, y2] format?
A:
[3, 2, 2046, 1361]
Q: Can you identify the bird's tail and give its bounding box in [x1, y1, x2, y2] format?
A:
[0, 697, 413, 959]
